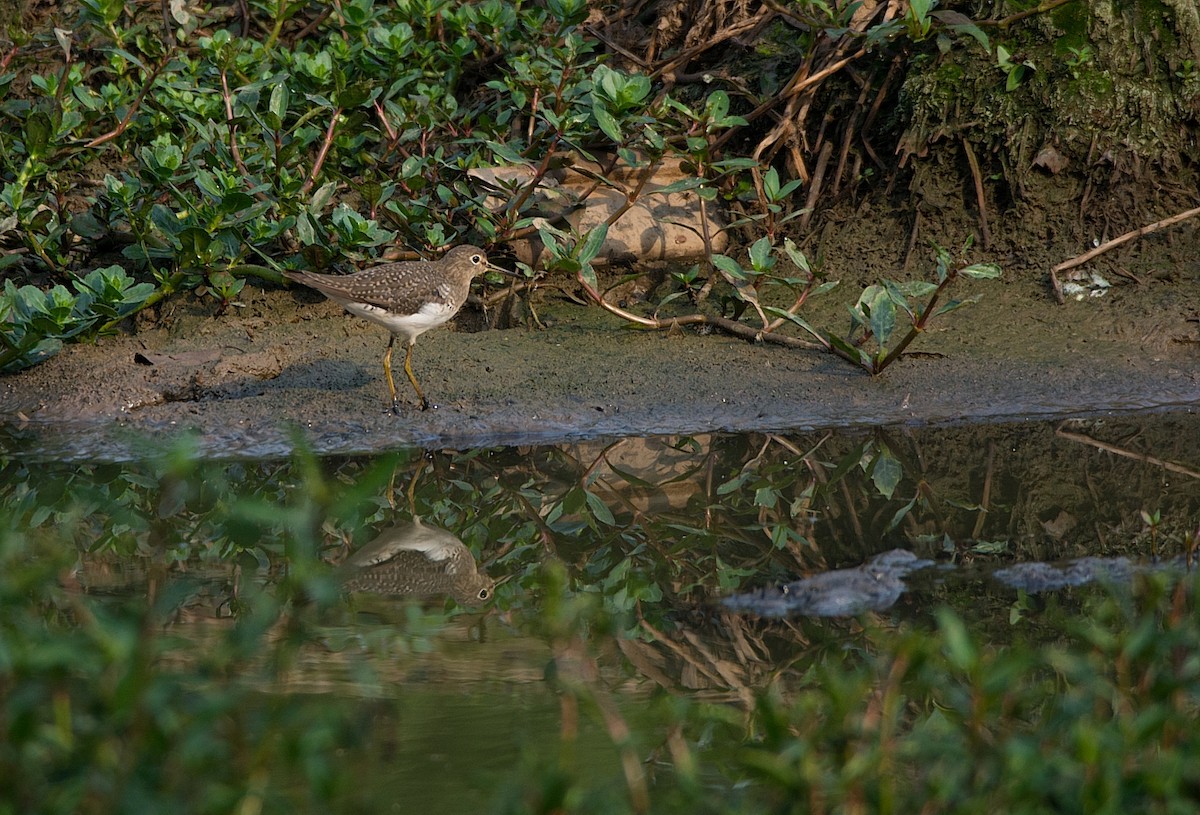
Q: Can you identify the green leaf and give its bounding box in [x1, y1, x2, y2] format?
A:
[937, 608, 978, 672]
[882, 280, 915, 320]
[485, 140, 528, 166]
[309, 181, 337, 214]
[763, 307, 826, 344]
[754, 486, 778, 509]
[762, 166, 781, 198]
[960, 262, 1002, 279]
[23, 111, 52, 159]
[862, 286, 895, 347]
[711, 254, 745, 280]
[870, 446, 902, 499]
[747, 237, 774, 273]
[931, 296, 981, 318]
[782, 238, 811, 274]
[932, 10, 990, 50]
[584, 490, 615, 526]
[895, 280, 938, 298]
[828, 332, 871, 369]
[577, 224, 608, 267]
[884, 496, 917, 534]
[593, 105, 622, 143]
[269, 81, 290, 121]
[648, 177, 705, 195]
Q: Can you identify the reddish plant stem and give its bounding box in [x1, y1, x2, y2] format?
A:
[84, 52, 174, 149]
[300, 107, 342, 195]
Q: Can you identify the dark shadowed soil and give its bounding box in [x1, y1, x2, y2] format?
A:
[2, 200, 1198, 461]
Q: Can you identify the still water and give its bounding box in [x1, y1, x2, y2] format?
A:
[2, 410, 1199, 812]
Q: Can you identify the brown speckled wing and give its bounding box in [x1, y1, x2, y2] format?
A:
[284, 264, 448, 313]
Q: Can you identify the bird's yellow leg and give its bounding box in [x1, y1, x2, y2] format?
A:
[383, 337, 401, 414]
[403, 341, 429, 411]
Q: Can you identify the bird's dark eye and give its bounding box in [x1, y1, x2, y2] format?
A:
[472, 254, 483, 265]
[478, 588, 490, 600]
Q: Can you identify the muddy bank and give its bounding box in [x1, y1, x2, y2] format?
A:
[1, 247, 1197, 460]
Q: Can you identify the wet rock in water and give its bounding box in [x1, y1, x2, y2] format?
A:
[992, 555, 1189, 593]
[721, 549, 934, 618]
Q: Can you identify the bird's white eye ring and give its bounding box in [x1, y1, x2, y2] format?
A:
[478, 588, 490, 600]
[472, 254, 483, 264]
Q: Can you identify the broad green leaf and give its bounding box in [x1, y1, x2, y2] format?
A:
[577, 224, 608, 267]
[895, 280, 938, 298]
[593, 105, 622, 142]
[870, 446, 902, 499]
[782, 238, 811, 274]
[584, 490, 615, 526]
[762, 166, 781, 198]
[932, 10, 990, 50]
[748, 236, 774, 273]
[710, 254, 745, 280]
[882, 280, 915, 320]
[269, 80, 290, 120]
[861, 285, 895, 346]
[754, 486, 778, 509]
[309, 181, 337, 214]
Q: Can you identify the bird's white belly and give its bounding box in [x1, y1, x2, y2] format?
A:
[337, 299, 457, 343]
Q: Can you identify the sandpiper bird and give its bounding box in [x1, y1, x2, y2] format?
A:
[283, 245, 492, 412]
[340, 516, 495, 606]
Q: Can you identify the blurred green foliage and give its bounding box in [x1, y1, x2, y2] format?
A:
[1, 423, 1200, 811]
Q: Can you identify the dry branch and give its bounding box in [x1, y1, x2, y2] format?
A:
[1050, 203, 1200, 303]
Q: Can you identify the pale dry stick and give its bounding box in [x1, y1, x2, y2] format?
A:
[961, 138, 992, 249]
[1049, 203, 1200, 303]
[1055, 425, 1200, 480]
[582, 24, 650, 69]
[761, 261, 827, 335]
[837, 477, 866, 549]
[971, 440, 996, 540]
[648, 7, 773, 83]
[711, 47, 869, 154]
[680, 628, 752, 694]
[799, 141, 834, 232]
[639, 617, 728, 687]
[576, 271, 822, 349]
[980, 0, 1078, 29]
[749, 58, 814, 173]
[860, 55, 905, 170]
[831, 96, 861, 197]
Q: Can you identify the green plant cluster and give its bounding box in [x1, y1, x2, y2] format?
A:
[0, 265, 153, 370]
[1, 0, 655, 366]
[0, 0, 1015, 376]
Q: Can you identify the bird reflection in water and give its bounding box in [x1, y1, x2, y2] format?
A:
[340, 516, 495, 606]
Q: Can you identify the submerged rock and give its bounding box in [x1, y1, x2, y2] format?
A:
[721, 549, 934, 618]
[993, 555, 1189, 593]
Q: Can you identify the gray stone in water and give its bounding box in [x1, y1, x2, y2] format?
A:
[993, 554, 1152, 592]
[721, 548, 934, 618]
